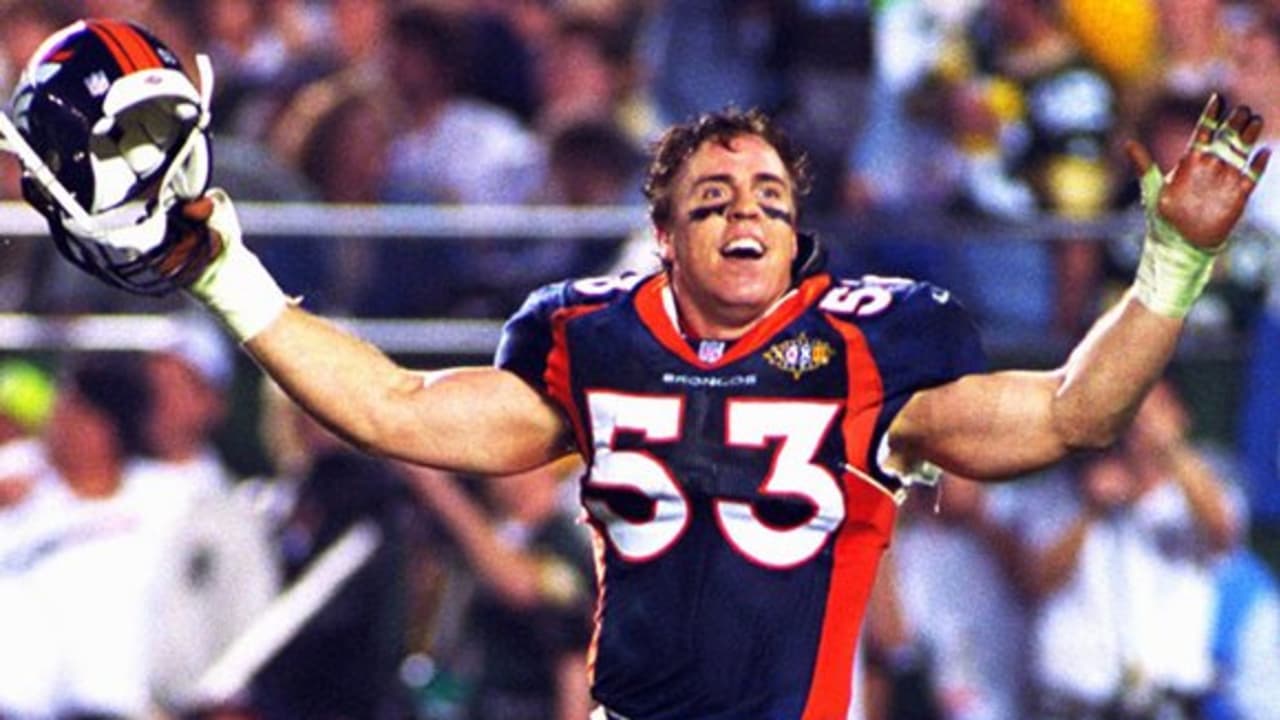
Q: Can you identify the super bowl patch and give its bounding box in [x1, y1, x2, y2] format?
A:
[764, 333, 834, 379]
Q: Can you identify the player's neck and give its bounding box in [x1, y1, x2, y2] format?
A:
[676, 308, 754, 341]
[664, 281, 790, 341]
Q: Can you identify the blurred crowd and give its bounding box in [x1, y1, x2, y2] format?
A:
[864, 380, 1280, 720]
[0, 0, 1277, 330]
[0, 317, 596, 720]
[3, 0, 1280, 718]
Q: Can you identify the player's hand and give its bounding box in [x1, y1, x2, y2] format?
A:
[157, 195, 225, 287]
[183, 188, 289, 341]
[1126, 93, 1270, 249]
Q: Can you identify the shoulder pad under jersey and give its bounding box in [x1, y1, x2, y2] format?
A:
[495, 273, 648, 380]
[818, 273, 986, 375]
[814, 274, 958, 320]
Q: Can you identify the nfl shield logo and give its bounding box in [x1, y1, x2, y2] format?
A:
[697, 340, 726, 363]
[85, 71, 111, 97]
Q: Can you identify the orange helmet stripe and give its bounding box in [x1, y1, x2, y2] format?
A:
[88, 19, 163, 74]
[107, 20, 164, 68]
[87, 22, 136, 72]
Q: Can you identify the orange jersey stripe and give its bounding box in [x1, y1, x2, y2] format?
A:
[584, 523, 608, 691]
[545, 299, 617, 694]
[546, 302, 602, 456]
[800, 316, 897, 720]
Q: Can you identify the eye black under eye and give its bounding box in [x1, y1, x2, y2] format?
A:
[689, 203, 730, 221]
[761, 205, 794, 225]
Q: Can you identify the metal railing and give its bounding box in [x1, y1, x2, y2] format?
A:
[0, 198, 1207, 361]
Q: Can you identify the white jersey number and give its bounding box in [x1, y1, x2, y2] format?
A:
[584, 392, 846, 568]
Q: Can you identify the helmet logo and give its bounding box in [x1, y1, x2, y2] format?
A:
[85, 71, 110, 97]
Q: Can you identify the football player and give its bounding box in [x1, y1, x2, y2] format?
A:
[1, 19, 1268, 720]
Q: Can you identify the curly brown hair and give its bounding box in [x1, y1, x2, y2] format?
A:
[643, 108, 812, 228]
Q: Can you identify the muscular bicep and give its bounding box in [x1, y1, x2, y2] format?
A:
[391, 367, 572, 474]
[245, 307, 570, 475]
[886, 369, 1077, 480]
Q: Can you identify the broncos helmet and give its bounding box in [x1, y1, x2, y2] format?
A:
[0, 18, 215, 295]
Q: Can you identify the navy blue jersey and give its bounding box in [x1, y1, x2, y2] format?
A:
[495, 271, 986, 720]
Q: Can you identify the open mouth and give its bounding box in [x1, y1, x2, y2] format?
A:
[722, 237, 765, 259]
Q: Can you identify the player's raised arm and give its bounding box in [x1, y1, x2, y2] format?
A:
[0, 19, 568, 476]
[245, 305, 569, 475]
[887, 94, 1270, 480]
[181, 192, 569, 474]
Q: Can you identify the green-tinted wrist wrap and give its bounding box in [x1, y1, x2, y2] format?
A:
[1132, 166, 1219, 318]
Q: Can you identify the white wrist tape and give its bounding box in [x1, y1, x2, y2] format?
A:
[1132, 166, 1219, 318]
[187, 189, 290, 341]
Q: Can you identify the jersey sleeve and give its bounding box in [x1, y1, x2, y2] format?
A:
[494, 275, 638, 396]
[890, 281, 986, 383]
[493, 282, 569, 396]
[854, 279, 988, 487]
